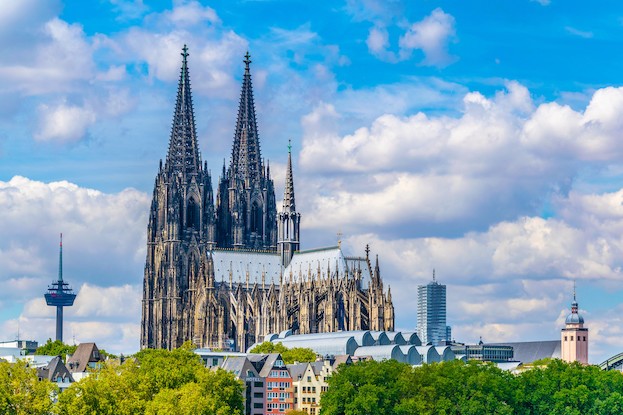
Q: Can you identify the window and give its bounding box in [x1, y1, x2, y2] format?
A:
[253, 403, 263, 408]
[307, 376, 312, 382]
[251, 201, 262, 233]
[186, 198, 199, 229]
[564, 336, 567, 341]
[212, 358, 218, 366]
[584, 336, 587, 341]
[571, 336, 574, 341]
[254, 381, 263, 387]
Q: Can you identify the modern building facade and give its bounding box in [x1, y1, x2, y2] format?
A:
[561, 289, 588, 364]
[450, 341, 514, 362]
[141, 46, 394, 352]
[416, 272, 450, 345]
[0, 340, 38, 355]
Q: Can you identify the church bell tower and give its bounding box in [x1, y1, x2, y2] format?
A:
[561, 284, 588, 364]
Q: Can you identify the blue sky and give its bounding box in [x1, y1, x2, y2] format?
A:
[1, 0, 623, 363]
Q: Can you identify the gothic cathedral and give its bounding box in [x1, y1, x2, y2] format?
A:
[141, 47, 394, 352]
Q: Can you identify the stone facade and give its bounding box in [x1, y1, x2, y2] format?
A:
[141, 46, 394, 352]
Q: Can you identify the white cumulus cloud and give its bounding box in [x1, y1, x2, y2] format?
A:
[35, 102, 97, 143]
[299, 83, 623, 236]
[399, 8, 457, 66]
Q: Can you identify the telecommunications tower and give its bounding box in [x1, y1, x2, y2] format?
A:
[44, 234, 76, 342]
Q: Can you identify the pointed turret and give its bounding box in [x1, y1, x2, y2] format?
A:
[283, 139, 296, 212]
[278, 139, 301, 267]
[165, 45, 201, 177]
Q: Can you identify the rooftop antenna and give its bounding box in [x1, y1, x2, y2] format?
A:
[432, 269, 436, 283]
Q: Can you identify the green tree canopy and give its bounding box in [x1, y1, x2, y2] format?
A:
[34, 338, 77, 360]
[249, 342, 317, 364]
[56, 346, 244, 415]
[320, 358, 623, 415]
[0, 360, 57, 415]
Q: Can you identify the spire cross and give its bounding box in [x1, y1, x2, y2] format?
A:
[288, 138, 292, 153]
[244, 51, 252, 71]
[573, 279, 576, 301]
[180, 45, 189, 87]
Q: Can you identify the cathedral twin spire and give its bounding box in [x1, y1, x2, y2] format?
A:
[165, 45, 201, 178]
[160, 45, 293, 252]
[231, 51, 263, 183]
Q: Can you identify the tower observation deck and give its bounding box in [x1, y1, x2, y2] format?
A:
[44, 234, 76, 342]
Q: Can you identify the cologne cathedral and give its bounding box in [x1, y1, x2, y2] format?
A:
[141, 46, 394, 352]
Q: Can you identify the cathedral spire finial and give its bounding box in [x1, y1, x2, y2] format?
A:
[573, 279, 576, 302]
[244, 51, 251, 73]
[182, 44, 189, 67]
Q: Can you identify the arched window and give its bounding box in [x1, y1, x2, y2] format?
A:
[250, 201, 263, 233]
[186, 198, 200, 230]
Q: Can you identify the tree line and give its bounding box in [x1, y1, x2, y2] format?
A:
[2, 344, 244, 415]
[320, 358, 623, 415]
[3, 341, 623, 414]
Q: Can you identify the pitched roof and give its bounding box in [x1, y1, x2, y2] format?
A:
[286, 362, 309, 381]
[258, 353, 284, 377]
[222, 356, 260, 380]
[37, 356, 74, 382]
[66, 343, 102, 373]
[331, 355, 352, 370]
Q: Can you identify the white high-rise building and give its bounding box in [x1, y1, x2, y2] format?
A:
[417, 271, 450, 346]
